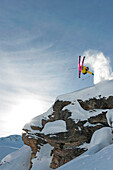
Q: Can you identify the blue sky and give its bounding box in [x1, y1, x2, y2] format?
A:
[1, 0, 113, 136]
[1, 0, 113, 56]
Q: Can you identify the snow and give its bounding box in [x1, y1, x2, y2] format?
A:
[0, 135, 24, 162]
[31, 144, 53, 170]
[106, 109, 113, 127]
[0, 135, 23, 148]
[57, 143, 113, 170]
[0, 146, 18, 163]
[84, 122, 102, 127]
[0, 145, 31, 170]
[88, 127, 113, 150]
[63, 102, 106, 123]
[57, 80, 113, 103]
[41, 120, 67, 135]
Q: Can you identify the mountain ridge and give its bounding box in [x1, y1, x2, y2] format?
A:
[0, 134, 24, 163]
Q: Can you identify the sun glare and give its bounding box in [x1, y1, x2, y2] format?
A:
[6, 95, 47, 135]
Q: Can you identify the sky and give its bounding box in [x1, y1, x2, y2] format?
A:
[1, 0, 113, 137]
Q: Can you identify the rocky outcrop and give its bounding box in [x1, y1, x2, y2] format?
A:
[22, 132, 47, 158]
[45, 103, 109, 168]
[78, 96, 113, 110]
[22, 94, 113, 169]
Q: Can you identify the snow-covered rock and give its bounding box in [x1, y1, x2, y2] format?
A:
[22, 80, 113, 169]
[41, 120, 67, 135]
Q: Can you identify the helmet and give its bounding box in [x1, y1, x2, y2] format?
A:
[86, 67, 89, 71]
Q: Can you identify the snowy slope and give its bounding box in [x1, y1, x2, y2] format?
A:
[57, 79, 113, 101]
[0, 145, 31, 170]
[31, 144, 53, 170]
[0, 135, 24, 162]
[57, 142, 113, 170]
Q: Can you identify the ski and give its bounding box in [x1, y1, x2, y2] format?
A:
[81, 56, 85, 69]
[79, 56, 85, 78]
[79, 56, 81, 78]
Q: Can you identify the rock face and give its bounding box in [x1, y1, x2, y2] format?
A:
[22, 81, 113, 169]
[78, 96, 113, 110]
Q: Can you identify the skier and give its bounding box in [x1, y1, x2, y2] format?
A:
[81, 66, 94, 76]
[79, 56, 94, 78]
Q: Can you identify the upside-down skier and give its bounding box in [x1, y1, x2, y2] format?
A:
[79, 56, 94, 78]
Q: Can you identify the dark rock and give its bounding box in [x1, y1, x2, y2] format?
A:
[88, 111, 108, 126]
[53, 100, 71, 112]
[78, 96, 113, 110]
[31, 125, 42, 131]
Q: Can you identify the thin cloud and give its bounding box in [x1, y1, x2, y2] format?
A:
[83, 50, 113, 84]
[0, 48, 72, 136]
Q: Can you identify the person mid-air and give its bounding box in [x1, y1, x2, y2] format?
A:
[79, 56, 94, 78]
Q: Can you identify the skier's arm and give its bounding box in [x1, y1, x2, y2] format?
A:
[87, 70, 94, 75]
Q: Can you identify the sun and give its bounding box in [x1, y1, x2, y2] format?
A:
[6, 94, 47, 135]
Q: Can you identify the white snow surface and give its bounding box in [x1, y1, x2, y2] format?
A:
[57, 80, 113, 101]
[106, 109, 113, 127]
[41, 120, 67, 135]
[31, 144, 53, 170]
[0, 145, 31, 170]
